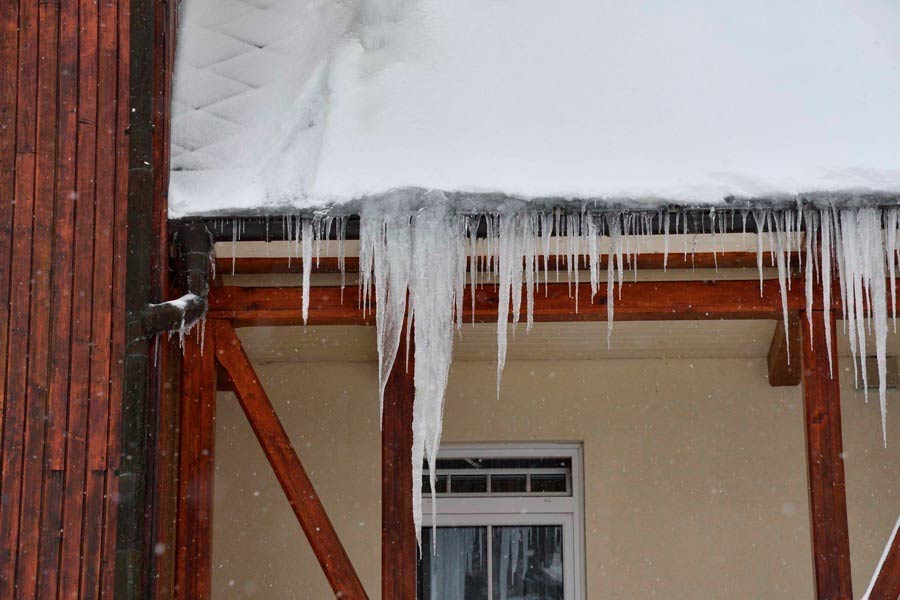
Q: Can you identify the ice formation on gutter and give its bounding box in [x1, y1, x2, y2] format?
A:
[218, 199, 900, 544]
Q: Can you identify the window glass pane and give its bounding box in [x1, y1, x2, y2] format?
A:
[530, 474, 567, 493]
[418, 527, 488, 600]
[451, 474, 487, 493]
[491, 474, 527, 493]
[492, 526, 564, 600]
[422, 475, 448, 494]
[435, 457, 572, 470]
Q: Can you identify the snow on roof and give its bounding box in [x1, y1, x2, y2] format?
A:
[169, 0, 900, 218]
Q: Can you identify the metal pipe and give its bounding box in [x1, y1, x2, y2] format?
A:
[142, 222, 213, 335]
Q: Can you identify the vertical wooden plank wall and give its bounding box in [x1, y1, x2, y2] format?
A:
[0, 0, 132, 596]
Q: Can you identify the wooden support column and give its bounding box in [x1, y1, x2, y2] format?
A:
[174, 328, 217, 600]
[382, 330, 417, 599]
[801, 309, 853, 600]
[213, 321, 368, 600]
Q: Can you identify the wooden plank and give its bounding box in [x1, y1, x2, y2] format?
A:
[149, 336, 181, 600]
[0, 0, 38, 590]
[382, 326, 416, 600]
[208, 279, 807, 326]
[208, 286, 375, 326]
[865, 516, 900, 600]
[101, 0, 132, 593]
[45, 0, 81, 471]
[57, 0, 100, 590]
[174, 328, 217, 600]
[80, 0, 121, 591]
[14, 0, 60, 595]
[801, 309, 852, 600]
[0, 0, 20, 455]
[213, 320, 369, 600]
[37, 0, 80, 594]
[767, 313, 802, 386]
[218, 251, 793, 276]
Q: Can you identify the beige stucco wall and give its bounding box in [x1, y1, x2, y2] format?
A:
[211, 357, 899, 599]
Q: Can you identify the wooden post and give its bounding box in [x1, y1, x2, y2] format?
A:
[801, 309, 853, 599]
[382, 328, 417, 599]
[174, 327, 217, 600]
[213, 321, 368, 600]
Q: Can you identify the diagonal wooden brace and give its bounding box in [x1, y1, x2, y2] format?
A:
[864, 515, 900, 600]
[212, 320, 368, 600]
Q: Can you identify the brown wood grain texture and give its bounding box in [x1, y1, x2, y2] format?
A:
[174, 328, 217, 600]
[382, 326, 417, 600]
[0, 0, 38, 592]
[867, 521, 900, 600]
[207, 279, 808, 327]
[37, 0, 80, 595]
[150, 336, 181, 600]
[801, 309, 852, 600]
[0, 0, 130, 595]
[0, 0, 20, 444]
[14, 0, 59, 596]
[100, 0, 131, 589]
[218, 251, 796, 276]
[57, 0, 101, 592]
[79, 0, 120, 592]
[767, 313, 802, 386]
[213, 320, 369, 599]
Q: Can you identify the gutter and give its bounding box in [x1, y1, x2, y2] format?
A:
[142, 221, 213, 335]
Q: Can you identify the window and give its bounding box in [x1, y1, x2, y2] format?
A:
[418, 444, 585, 600]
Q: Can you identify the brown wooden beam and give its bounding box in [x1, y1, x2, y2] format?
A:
[174, 328, 217, 600]
[215, 362, 233, 392]
[866, 517, 900, 600]
[767, 313, 802, 386]
[217, 251, 795, 276]
[382, 327, 417, 600]
[801, 309, 852, 600]
[213, 320, 369, 600]
[207, 279, 808, 326]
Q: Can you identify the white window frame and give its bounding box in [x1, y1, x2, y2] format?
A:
[422, 442, 586, 600]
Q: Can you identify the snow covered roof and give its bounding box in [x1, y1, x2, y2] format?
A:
[169, 0, 900, 218]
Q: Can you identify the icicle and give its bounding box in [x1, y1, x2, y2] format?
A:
[820, 210, 834, 376]
[496, 213, 517, 398]
[454, 216, 466, 332]
[337, 216, 347, 302]
[854, 208, 889, 444]
[231, 219, 238, 275]
[349, 198, 900, 554]
[803, 210, 816, 334]
[606, 213, 621, 345]
[301, 219, 313, 326]
[524, 214, 536, 333]
[408, 203, 459, 548]
[772, 211, 791, 364]
[753, 211, 766, 294]
[662, 211, 670, 271]
[887, 207, 899, 331]
[286, 216, 293, 269]
[841, 209, 867, 392]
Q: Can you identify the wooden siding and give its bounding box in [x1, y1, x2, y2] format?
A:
[0, 0, 131, 596]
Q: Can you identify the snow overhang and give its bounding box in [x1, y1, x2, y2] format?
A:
[169, 0, 900, 219]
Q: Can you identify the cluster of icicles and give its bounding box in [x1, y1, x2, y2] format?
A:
[219, 201, 899, 545]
